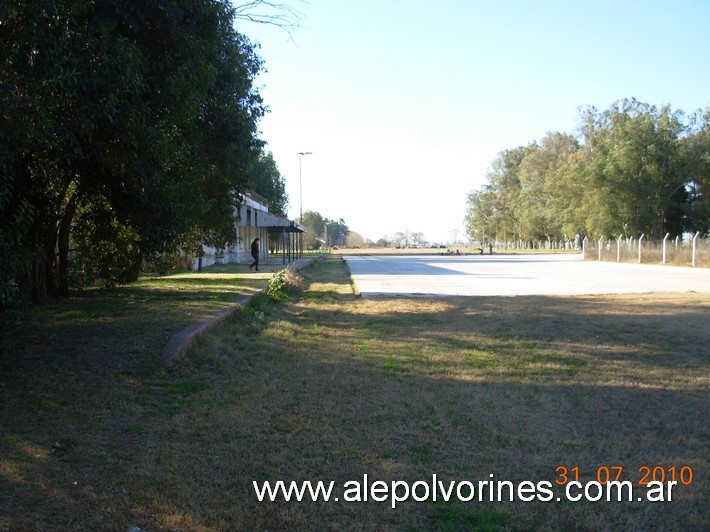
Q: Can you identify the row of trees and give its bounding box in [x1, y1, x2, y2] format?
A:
[465, 99, 709, 246]
[391, 230, 427, 248]
[300, 211, 350, 248]
[1, 1, 289, 311]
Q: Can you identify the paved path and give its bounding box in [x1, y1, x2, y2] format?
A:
[345, 254, 710, 297]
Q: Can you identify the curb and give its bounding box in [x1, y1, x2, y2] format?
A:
[161, 293, 258, 366]
[160, 258, 315, 366]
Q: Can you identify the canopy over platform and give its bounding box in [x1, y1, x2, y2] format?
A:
[261, 215, 307, 264]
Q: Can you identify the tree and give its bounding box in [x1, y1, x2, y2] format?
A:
[1, 0, 265, 300]
[466, 146, 531, 245]
[345, 231, 365, 248]
[464, 186, 496, 243]
[324, 218, 349, 247]
[247, 151, 289, 217]
[301, 210, 325, 248]
[465, 99, 708, 246]
[677, 108, 709, 236]
[518, 132, 579, 242]
[232, 0, 303, 34]
[298, 211, 350, 248]
[392, 231, 410, 248]
[578, 99, 690, 238]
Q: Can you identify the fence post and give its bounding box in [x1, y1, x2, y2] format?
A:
[598, 236, 604, 261]
[692, 231, 700, 267]
[582, 236, 588, 259]
[638, 234, 645, 263]
[662, 233, 670, 264]
[617, 235, 623, 262]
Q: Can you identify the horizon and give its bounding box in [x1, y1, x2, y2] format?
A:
[238, 0, 710, 243]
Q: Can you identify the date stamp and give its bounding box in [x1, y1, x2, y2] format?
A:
[555, 465, 694, 486]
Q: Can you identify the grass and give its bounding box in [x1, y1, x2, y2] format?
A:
[1, 256, 708, 530]
[587, 241, 710, 268]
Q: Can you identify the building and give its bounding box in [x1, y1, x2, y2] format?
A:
[190, 191, 306, 271]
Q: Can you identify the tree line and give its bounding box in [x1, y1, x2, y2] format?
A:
[465, 99, 709, 247]
[300, 211, 350, 249]
[1, 1, 289, 313]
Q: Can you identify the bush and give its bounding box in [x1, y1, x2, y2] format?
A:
[143, 252, 179, 276]
[0, 276, 27, 325]
[267, 265, 304, 303]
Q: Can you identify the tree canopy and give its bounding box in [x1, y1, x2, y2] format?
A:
[300, 210, 350, 248]
[1, 0, 276, 308]
[465, 99, 709, 245]
[248, 151, 288, 217]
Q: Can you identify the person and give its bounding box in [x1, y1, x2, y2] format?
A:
[249, 237, 260, 271]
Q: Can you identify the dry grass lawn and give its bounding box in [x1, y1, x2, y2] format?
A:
[1, 256, 708, 530]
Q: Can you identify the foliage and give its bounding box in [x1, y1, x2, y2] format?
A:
[391, 230, 426, 248]
[247, 151, 289, 217]
[0, 150, 34, 314]
[267, 265, 304, 303]
[1, 0, 265, 301]
[301, 211, 325, 248]
[300, 211, 350, 248]
[324, 217, 349, 247]
[345, 231, 365, 248]
[466, 99, 710, 243]
[143, 252, 179, 277]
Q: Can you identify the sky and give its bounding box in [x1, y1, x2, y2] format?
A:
[237, 0, 710, 244]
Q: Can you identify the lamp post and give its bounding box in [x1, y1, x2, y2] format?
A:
[297, 151, 312, 225]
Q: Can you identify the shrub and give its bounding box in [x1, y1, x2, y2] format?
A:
[143, 252, 179, 276]
[267, 265, 304, 303]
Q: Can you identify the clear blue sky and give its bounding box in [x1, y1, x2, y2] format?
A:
[238, 0, 710, 244]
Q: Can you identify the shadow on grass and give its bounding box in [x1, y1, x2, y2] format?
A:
[1, 257, 708, 530]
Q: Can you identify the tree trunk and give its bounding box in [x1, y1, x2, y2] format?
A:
[55, 197, 78, 296]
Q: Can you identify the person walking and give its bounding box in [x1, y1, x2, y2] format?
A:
[249, 237, 260, 271]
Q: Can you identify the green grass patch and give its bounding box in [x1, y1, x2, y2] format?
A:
[1, 255, 708, 530]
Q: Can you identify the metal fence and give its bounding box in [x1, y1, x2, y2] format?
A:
[583, 233, 709, 268]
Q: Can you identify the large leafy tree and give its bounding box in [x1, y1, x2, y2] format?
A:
[676, 108, 709, 236]
[469, 146, 531, 244]
[518, 132, 579, 242]
[1, 0, 264, 302]
[579, 99, 688, 238]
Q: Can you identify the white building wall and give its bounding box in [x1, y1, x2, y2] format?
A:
[191, 193, 272, 271]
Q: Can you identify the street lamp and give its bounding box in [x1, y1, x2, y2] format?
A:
[297, 151, 312, 224]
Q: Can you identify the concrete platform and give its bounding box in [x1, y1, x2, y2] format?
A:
[345, 254, 710, 297]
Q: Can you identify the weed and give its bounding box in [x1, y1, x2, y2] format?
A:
[267, 265, 305, 302]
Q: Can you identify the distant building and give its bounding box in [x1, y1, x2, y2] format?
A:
[188, 191, 305, 271]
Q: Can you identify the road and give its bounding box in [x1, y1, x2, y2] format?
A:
[344, 254, 710, 297]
